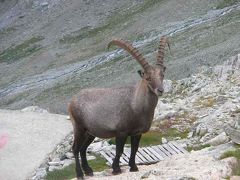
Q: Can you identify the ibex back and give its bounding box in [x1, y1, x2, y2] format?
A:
[68, 37, 169, 179]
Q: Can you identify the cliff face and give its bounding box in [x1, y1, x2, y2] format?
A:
[153, 53, 240, 146]
[0, 0, 240, 114]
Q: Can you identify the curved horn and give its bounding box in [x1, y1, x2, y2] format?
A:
[156, 37, 170, 66]
[108, 39, 150, 70]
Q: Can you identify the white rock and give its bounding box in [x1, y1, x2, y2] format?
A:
[163, 80, 172, 93]
[41, 2, 48, 7]
[48, 165, 62, 172]
[187, 132, 194, 138]
[141, 171, 151, 179]
[162, 137, 168, 144]
[32, 168, 47, 180]
[196, 125, 208, 136]
[48, 161, 61, 166]
[87, 155, 96, 161]
[62, 159, 74, 168]
[21, 106, 48, 113]
[51, 157, 61, 162]
[205, 132, 229, 146]
[88, 141, 110, 152]
[65, 152, 74, 159]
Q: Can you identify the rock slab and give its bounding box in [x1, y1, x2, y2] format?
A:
[0, 109, 72, 180]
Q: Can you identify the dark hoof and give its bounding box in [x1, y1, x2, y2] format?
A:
[112, 168, 122, 175]
[84, 167, 93, 176]
[85, 170, 93, 176]
[77, 177, 84, 180]
[130, 165, 139, 172]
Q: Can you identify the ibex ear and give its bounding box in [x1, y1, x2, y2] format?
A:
[138, 70, 144, 77]
[163, 66, 166, 72]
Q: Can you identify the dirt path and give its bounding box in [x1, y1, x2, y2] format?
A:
[0, 109, 71, 180]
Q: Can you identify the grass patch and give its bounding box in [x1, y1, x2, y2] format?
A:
[0, 91, 29, 106]
[0, 27, 16, 36]
[187, 144, 211, 152]
[59, 0, 161, 44]
[153, 111, 196, 133]
[220, 149, 240, 160]
[46, 163, 75, 180]
[193, 96, 215, 108]
[109, 129, 188, 147]
[220, 149, 240, 176]
[216, 0, 240, 9]
[0, 36, 44, 63]
[46, 154, 108, 180]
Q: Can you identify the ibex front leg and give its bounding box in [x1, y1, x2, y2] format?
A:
[129, 134, 141, 172]
[112, 136, 127, 174]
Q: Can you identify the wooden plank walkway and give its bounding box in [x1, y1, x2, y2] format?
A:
[99, 141, 188, 165]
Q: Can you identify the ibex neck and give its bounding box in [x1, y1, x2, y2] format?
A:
[132, 79, 158, 112]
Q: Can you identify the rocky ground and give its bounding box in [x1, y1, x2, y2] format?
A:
[29, 54, 240, 180]
[1, 0, 240, 179]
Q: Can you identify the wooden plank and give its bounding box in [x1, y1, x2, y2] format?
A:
[162, 144, 178, 155]
[100, 151, 113, 164]
[106, 150, 115, 158]
[107, 150, 128, 165]
[171, 141, 188, 154]
[168, 142, 182, 154]
[124, 148, 143, 164]
[136, 151, 148, 163]
[151, 146, 167, 158]
[146, 147, 164, 161]
[100, 141, 188, 166]
[142, 148, 158, 161]
[157, 145, 172, 157]
[138, 148, 155, 162]
[135, 152, 146, 164]
[105, 150, 119, 165]
[123, 148, 131, 158]
[121, 152, 130, 164]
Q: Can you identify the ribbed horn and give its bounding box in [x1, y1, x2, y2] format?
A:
[156, 37, 170, 66]
[108, 39, 150, 70]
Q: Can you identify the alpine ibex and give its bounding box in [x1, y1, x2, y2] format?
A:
[68, 37, 169, 179]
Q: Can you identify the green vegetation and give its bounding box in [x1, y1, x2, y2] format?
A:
[187, 144, 211, 152]
[0, 36, 44, 63]
[216, 0, 240, 9]
[153, 111, 196, 134]
[46, 163, 75, 180]
[0, 27, 16, 36]
[220, 149, 240, 176]
[2, 92, 29, 106]
[220, 149, 240, 160]
[59, 0, 161, 44]
[109, 129, 189, 147]
[46, 154, 108, 180]
[193, 96, 216, 108]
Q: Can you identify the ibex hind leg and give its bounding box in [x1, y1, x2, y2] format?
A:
[112, 136, 128, 175]
[129, 134, 141, 172]
[72, 129, 86, 180]
[80, 133, 95, 176]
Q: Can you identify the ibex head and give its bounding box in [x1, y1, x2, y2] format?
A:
[108, 37, 169, 96]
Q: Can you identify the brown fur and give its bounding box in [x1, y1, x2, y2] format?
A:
[68, 37, 169, 179]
